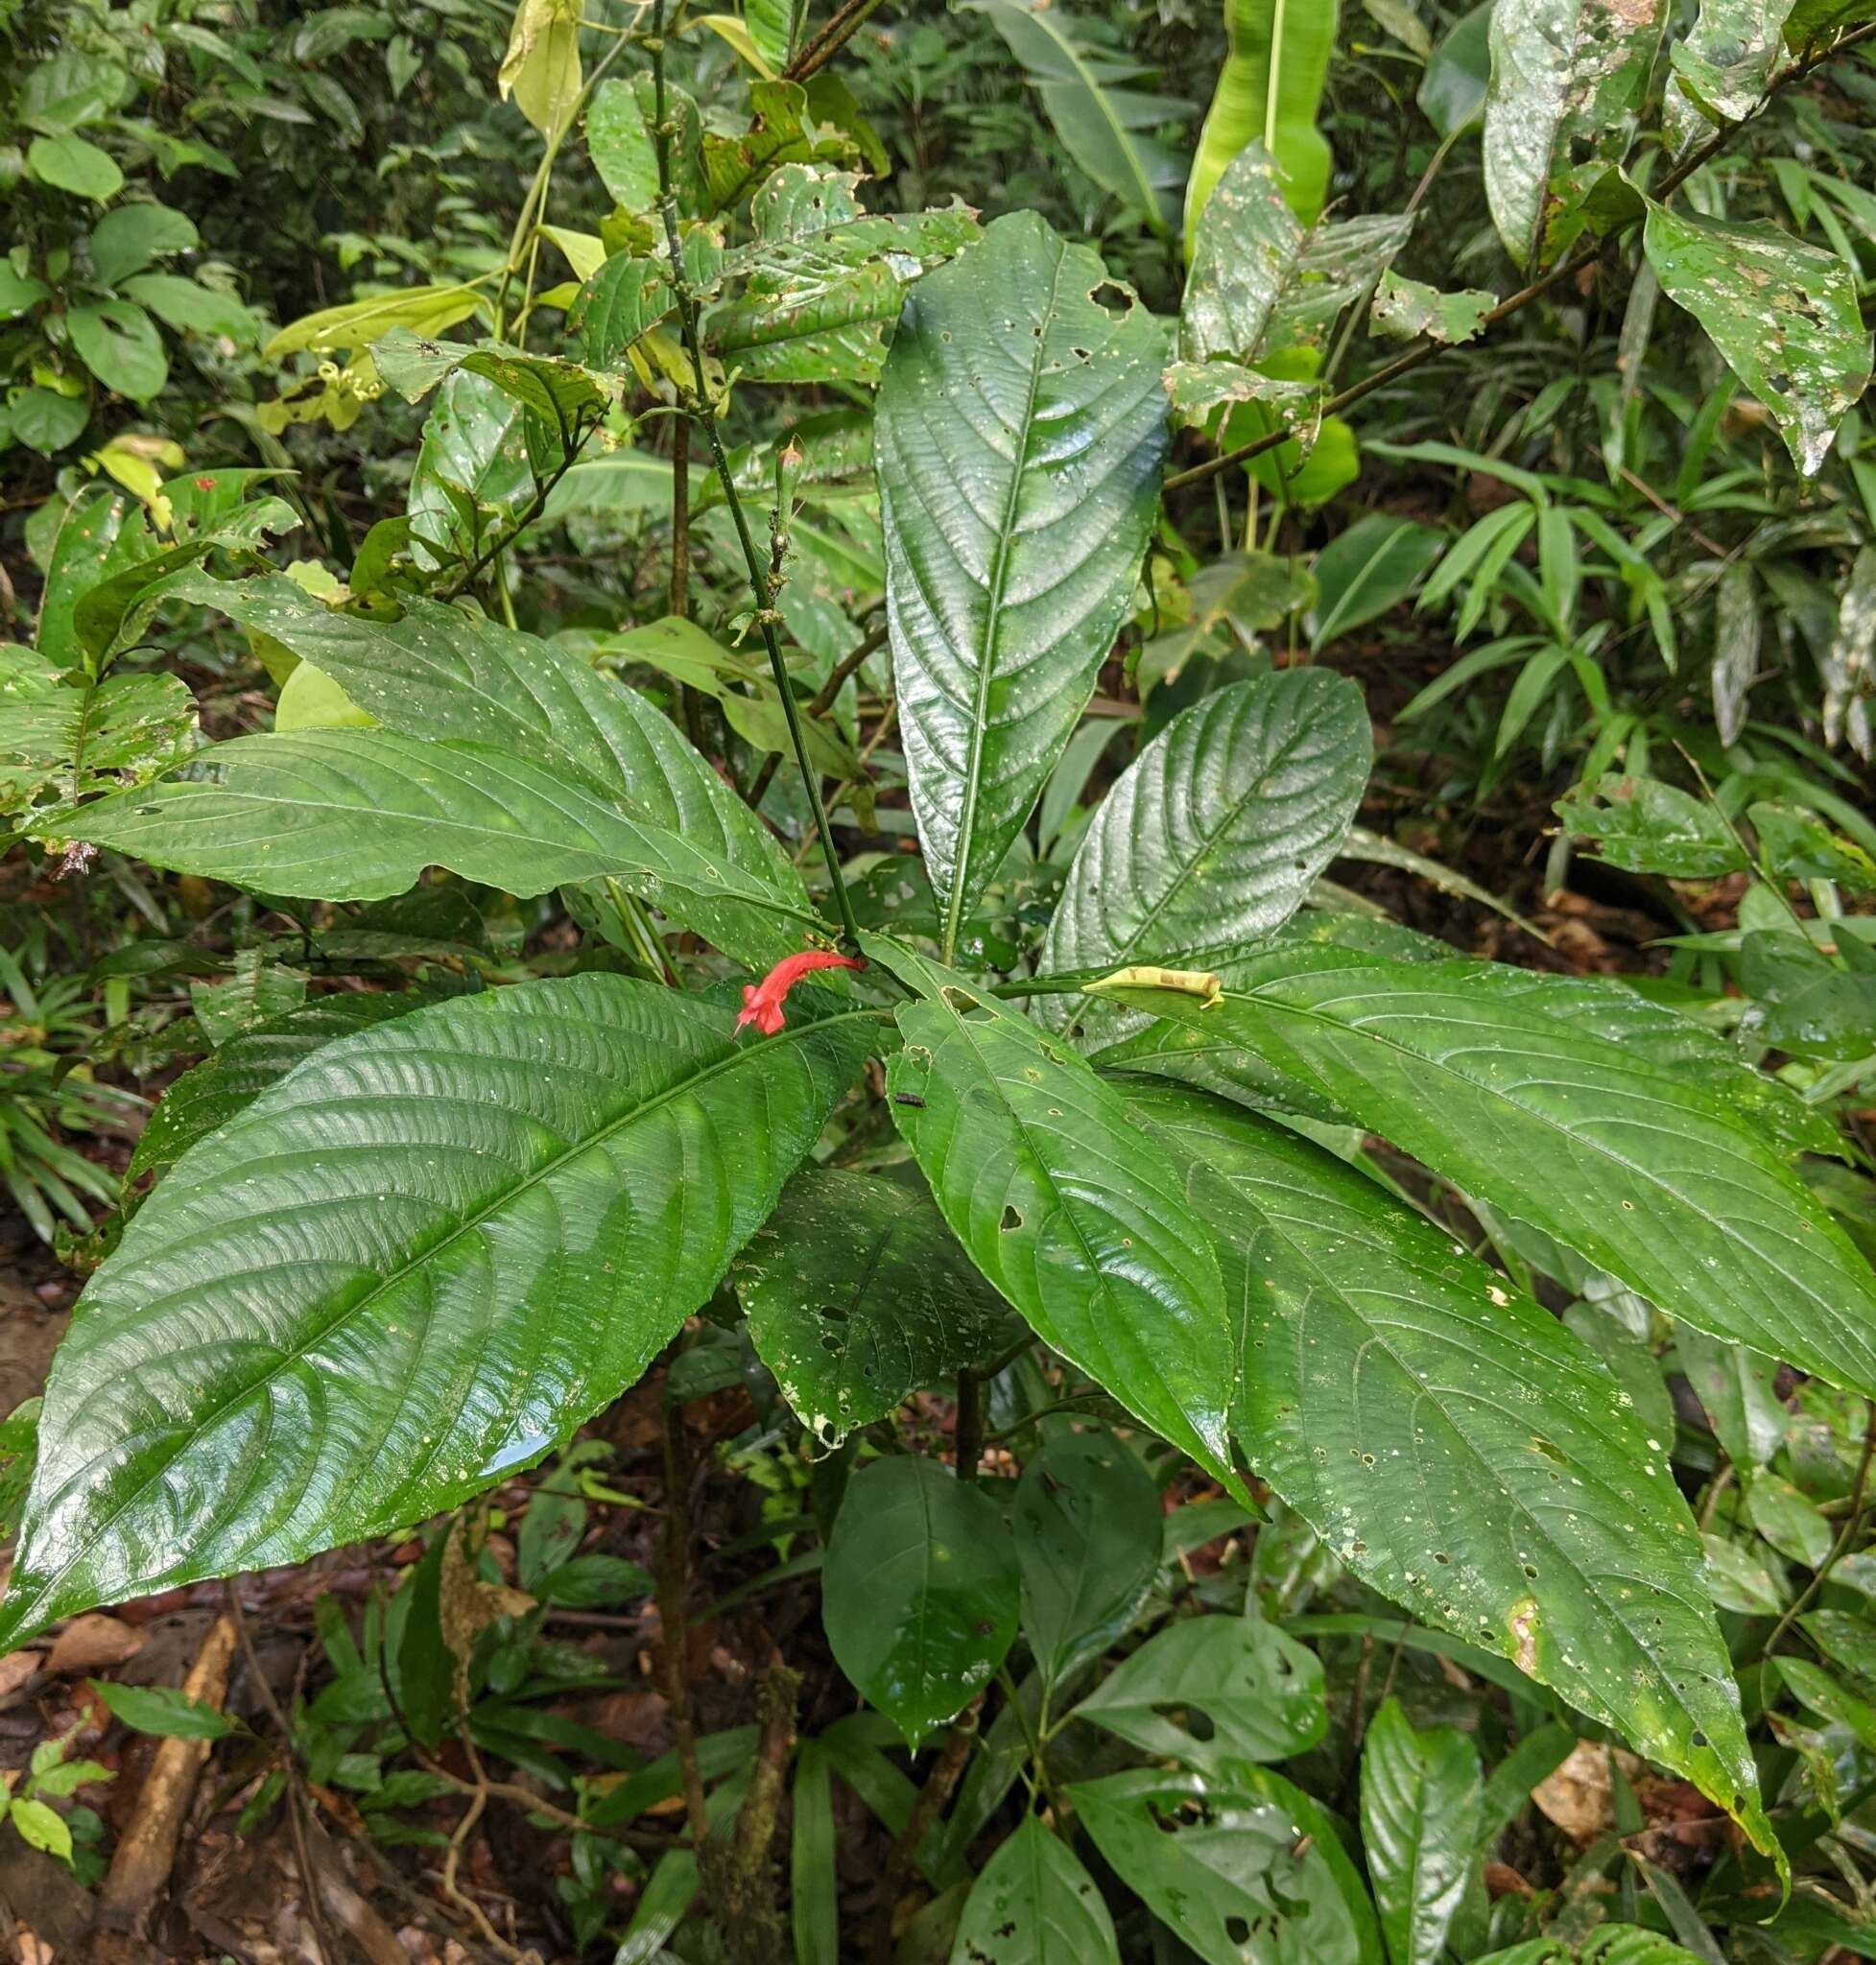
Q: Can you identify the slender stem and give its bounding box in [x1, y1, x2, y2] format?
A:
[1761, 1400, 1876, 1668]
[1165, 21, 1876, 496]
[785, 0, 887, 82]
[657, 1397, 714, 1858]
[954, 1369, 983, 1483]
[746, 617, 888, 810]
[668, 415, 710, 752]
[649, 1, 861, 948]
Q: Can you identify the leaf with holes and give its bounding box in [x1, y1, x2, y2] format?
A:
[1118, 1078, 1776, 1863]
[948, 1815, 1120, 1965]
[1037, 672, 1369, 1050]
[1075, 1611, 1326, 1771]
[731, 1169, 1009, 1446]
[870, 939, 1241, 1496]
[875, 212, 1170, 956]
[822, 1456, 1019, 1747]
[0, 977, 872, 1645]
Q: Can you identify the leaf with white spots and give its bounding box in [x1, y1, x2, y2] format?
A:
[1644, 204, 1873, 475]
[1119, 1078, 1776, 1866]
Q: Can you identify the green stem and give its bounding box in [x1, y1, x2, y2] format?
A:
[647, 1, 861, 950]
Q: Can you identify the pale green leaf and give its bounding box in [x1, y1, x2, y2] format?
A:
[1370, 269, 1495, 343]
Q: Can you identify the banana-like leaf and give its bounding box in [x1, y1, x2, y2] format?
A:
[865, 935, 1242, 1497]
[965, 0, 1190, 236]
[1123, 1080, 1777, 1865]
[1643, 205, 1873, 477]
[1484, 0, 1669, 269]
[875, 212, 1170, 956]
[1187, 0, 1341, 249]
[51, 730, 820, 966]
[0, 977, 874, 1645]
[152, 570, 802, 911]
[1037, 672, 1370, 1049]
[1183, 143, 1413, 366]
[1104, 953, 1876, 1396]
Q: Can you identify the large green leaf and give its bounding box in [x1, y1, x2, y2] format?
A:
[731, 1168, 1008, 1445]
[50, 729, 819, 967]
[867, 937, 1240, 1494]
[1011, 1431, 1163, 1696]
[1119, 1079, 1774, 1858]
[1071, 1764, 1383, 1965]
[875, 212, 1170, 957]
[1182, 143, 1413, 366]
[1187, 0, 1340, 247]
[407, 368, 534, 569]
[1484, 0, 1669, 269]
[1360, 1697, 1483, 1965]
[148, 571, 804, 923]
[1643, 204, 1872, 476]
[822, 1456, 1019, 1747]
[1037, 672, 1370, 1050]
[964, 0, 1190, 235]
[0, 977, 873, 1645]
[1108, 954, 1876, 1395]
[947, 1816, 1120, 1965]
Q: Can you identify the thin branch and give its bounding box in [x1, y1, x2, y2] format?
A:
[1165, 21, 1876, 495]
[785, 0, 888, 82]
[746, 617, 889, 810]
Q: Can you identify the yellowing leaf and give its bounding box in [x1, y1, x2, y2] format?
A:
[499, 0, 583, 137]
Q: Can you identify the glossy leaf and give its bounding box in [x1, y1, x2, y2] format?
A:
[1011, 1431, 1163, 1693]
[1183, 145, 1413, 366]
[1418, 4, 1492, 136]
[1484, 0, 1668, 269]
[1117, 1079, 1777, 1859]
[875, 212, 1169, 952]
[1361, 1696, 1483, 1965]
[1037, 672, 1370, 1050]
[408, 368, 533, 569]
[0, 977, 872, 1645]
[1554, 773, 1748, 878]
[1187, 0, 1340, 242]
[822, 1456, 1018, 1747]
[1072, 1764, 1383, 1965]
[965, 0, 1189, 235]
[1076, 1610, 1327, 1770]
[1644, 204, 1873, 475]
[732, 1169, 1008, 1445]
[872, 942, 1241, 1495]
[947, 1815, 1119, 1965]
[52, 729, 819, 967]
[585, 75, 658, 210]
[1117, 954, 1876, 1393]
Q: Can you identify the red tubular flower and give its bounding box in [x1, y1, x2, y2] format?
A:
[735, 949, 866, 1035]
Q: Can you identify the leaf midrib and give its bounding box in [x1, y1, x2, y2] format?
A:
[17, 1005, 877, 1631]
[1015, 2, 1168, 228]
[941, 242, 1068, 958]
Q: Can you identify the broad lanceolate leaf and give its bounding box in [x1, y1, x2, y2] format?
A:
[1072, 1764, 1383, 1965]
[965, 0, 1190, 235]
[1182, 145, 1413, 367]
[876, 213, 1169, 954]
[1121, 1081, 1775, 1861]
[822, 1456, 1018, 1747]
[0, 977, 873, 1645]
[1484, 0, 1669, 269]
[868, 938, 1241, 1495]
[1075, 1611, 1326, 1771]
[731, 1168, 1008, 1444]
[1187, 0, 1341, 243]
[408, 369, 534, 569]
[947, 1816, 1120, 1965]
[125, 570, 809, 959]
[1308, 514, 1445, 650]
[1109, 955, 1876, 1397]
[1038, 672, 1370, 1050]
[1012, 1431, 1164, 1693]
[54, 730, 820, 967]
[1361, 1697, 1483, 1965]
[1643, 204, 1873, 475]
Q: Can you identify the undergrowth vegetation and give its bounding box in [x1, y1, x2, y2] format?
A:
[2, 0, 1876, 1958]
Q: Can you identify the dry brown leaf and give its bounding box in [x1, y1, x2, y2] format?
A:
[47, 1612, 146, 1675]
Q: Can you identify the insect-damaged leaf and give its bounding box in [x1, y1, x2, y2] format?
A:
[1120, 1081, 1777, 1869]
